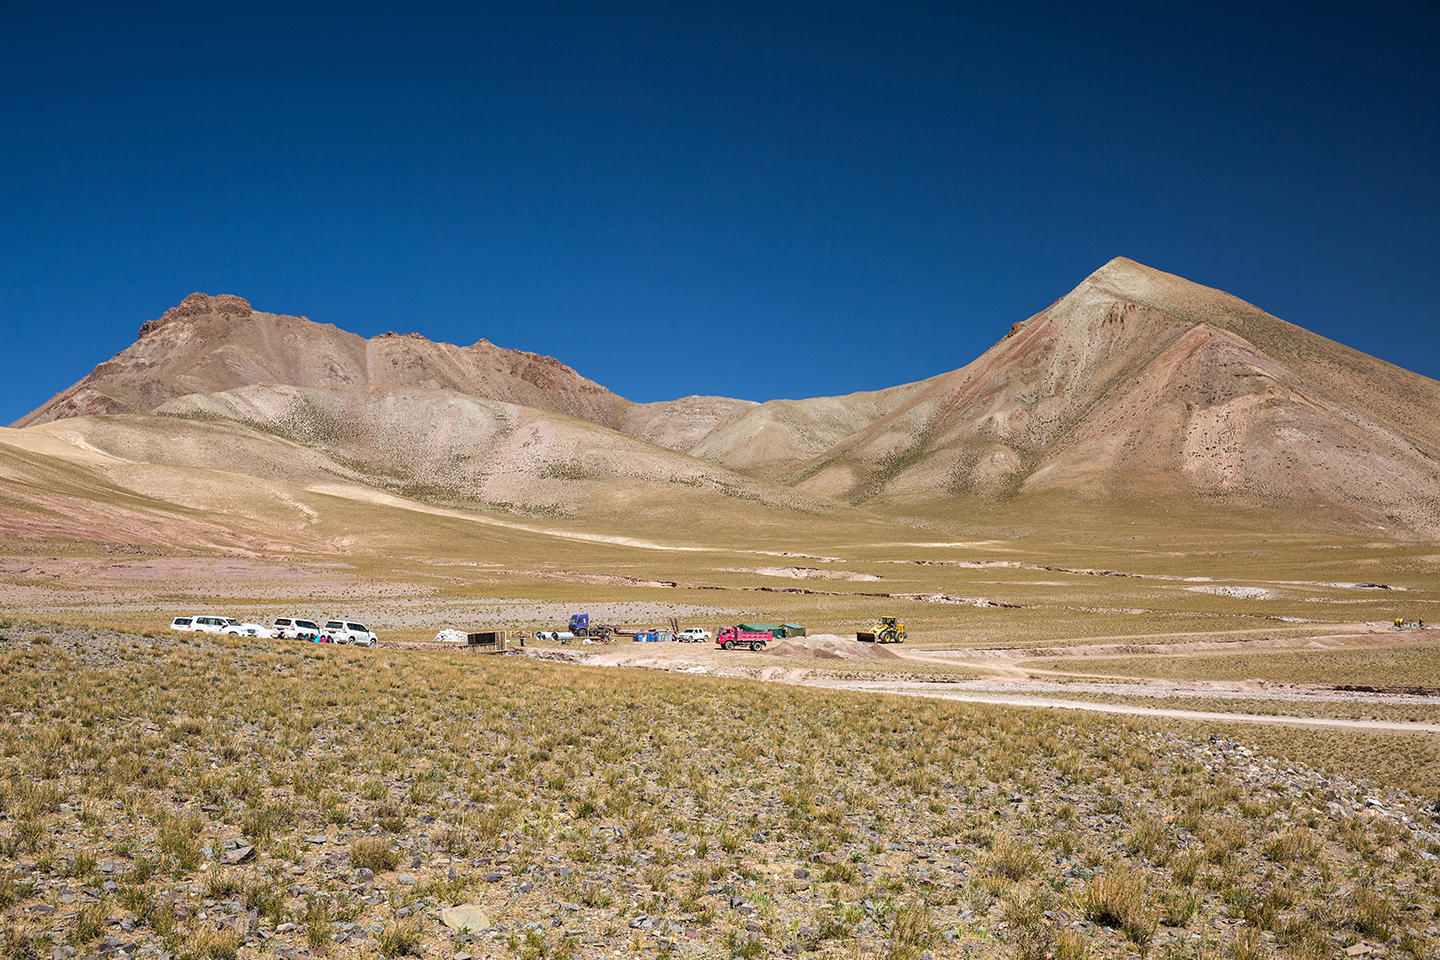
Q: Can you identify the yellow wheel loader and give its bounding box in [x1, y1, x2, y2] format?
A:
[857, 617, 905, 643]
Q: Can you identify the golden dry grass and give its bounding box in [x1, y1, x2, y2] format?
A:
[1026, 638, 1440, 687]
[1, 624, 1438, 959]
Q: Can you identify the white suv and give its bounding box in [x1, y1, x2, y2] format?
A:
[189, 616, 270, 637]
[273, 617, 322, 640]
[188, 615, 243, 634]
[325, 620, 378, 647]
[676, 627, 712, 643]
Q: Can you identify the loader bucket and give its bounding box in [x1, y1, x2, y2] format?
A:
[856, 631, 876, 643]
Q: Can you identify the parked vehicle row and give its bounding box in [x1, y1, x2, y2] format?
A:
[167, 612, 887, 652]
[169, 614, 378, 646]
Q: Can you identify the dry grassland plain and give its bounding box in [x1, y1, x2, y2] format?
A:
[2, 625, 1440, 960]
[3, 458, 1440, 958]
[1025, 639, 1440, 688]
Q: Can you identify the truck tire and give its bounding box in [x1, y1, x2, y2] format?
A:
[721, 640, 732, 650]
[750, 641, 762, 651]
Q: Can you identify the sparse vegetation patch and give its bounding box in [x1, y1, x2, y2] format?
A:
[0, 625, 1436, 958]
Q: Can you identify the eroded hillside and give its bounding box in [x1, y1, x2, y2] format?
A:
[11, 258, 1440, 538]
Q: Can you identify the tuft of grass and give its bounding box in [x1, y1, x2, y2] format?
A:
[350, 836, 400, 872]
[989, 838, 1041, 882]
[157, 811, 202, 872]
[1230, 926, 1268, 960]
[1342, 885, 1395, 941]
[243, 880, 286, 927]
[202, 870, 244, 900]
[0, 925, 43, 960]
[1004, 885, 1057, 960]
[1262, 827, 1318, 863]
[186, 926, 240, 960]
[303, 896, 332, 951]
[1080, 865, 1155, 948]
[0, 871, 33, 910]
[884, 901, 934, 960]
[1162, 888, 1202, 926]
[1054, 927, 1092, 960]
[376, 919, 424, 958]
[69, 902, 107, 945]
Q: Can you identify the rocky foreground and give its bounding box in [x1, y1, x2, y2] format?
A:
[1, 624, 1438, 959]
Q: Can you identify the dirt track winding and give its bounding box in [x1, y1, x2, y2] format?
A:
[795, 678, 1440, 733]
[527, 630, 1440, 735]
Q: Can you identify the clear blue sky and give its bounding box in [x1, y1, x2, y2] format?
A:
[2, 1, 1437, 424]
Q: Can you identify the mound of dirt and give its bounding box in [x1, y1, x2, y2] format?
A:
[740, 566, 882, 581]
[1186, 585, 1274, 600]
[765, 635, 903, 660]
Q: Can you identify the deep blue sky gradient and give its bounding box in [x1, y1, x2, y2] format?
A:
[2, 1, 1437, 423]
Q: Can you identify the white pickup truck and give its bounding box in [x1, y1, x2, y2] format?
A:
[675, 627, 712, 643]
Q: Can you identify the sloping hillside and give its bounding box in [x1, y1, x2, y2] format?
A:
[155, 383, 845, 523]
[0, 400, 882, 563]
[12, 259, 1440, 538]
[16, 293, 630, 429]
[778, 259, 1440, 536]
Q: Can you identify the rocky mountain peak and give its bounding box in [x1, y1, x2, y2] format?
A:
[138, 292, 255, 338]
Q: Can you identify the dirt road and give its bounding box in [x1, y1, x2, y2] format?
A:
[522, 632, 1440, 734]
[796, 678, 1440, 733]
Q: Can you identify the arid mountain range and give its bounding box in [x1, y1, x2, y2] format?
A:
[8, 257, 1440, 545]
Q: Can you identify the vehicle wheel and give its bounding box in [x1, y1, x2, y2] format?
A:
[750, 641, 761, 651]
[721, 640, 732, 650]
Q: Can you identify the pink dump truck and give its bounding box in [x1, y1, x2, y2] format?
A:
[716, 626, 770, 651]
